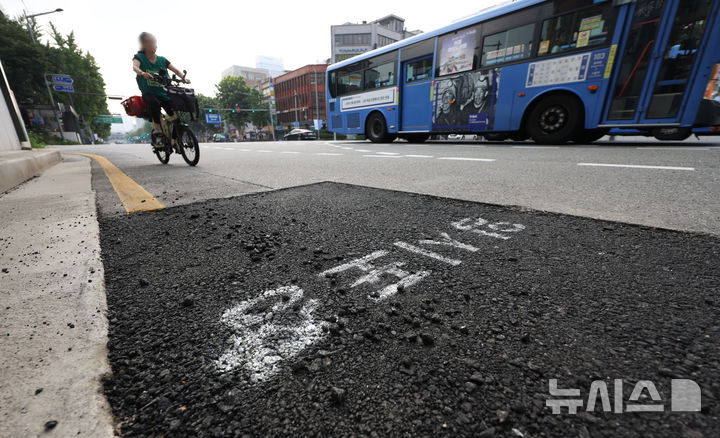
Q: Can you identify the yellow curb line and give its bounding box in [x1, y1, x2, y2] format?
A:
[69, 153, 165, 214]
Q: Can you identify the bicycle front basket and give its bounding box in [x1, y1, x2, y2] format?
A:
[168, 87, 199, 120]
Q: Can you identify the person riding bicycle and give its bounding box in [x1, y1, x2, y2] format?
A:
[132, 32, 190, 144]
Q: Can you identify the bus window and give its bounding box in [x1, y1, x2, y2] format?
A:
[337, 69, 364, 95]
[406, 58, 433, 83]
[539, 4, 616, 56]
[328, 71, 337, 98]
[482, 23, 535, 66]
[365, 62, 396, 89]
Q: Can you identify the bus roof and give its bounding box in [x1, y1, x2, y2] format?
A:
[328, 0, 547, 71]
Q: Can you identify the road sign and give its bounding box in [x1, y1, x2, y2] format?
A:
[95, 115, 123, 124]
[53, 84, 74, 93]
[205, 113, 222, 124]
[51, 75, 73, 85]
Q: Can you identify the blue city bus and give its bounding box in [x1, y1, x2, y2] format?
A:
[326, 0, 720, 144]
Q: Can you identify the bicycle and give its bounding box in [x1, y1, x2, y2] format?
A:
[122, 71, 200, 166]
[151, 71, 200, 166]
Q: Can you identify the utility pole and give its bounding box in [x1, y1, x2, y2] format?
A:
[43, 75, 64, 141]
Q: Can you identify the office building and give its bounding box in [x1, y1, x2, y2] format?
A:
[331, 14, 422, 63]
[256, 56, 285, 78]
[272, 64, 327, 130]
[221, 65, 270, 89]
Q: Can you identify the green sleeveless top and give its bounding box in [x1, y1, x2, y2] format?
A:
[134, 52, 170, 100]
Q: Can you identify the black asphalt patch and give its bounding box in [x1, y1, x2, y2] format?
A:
[99, 182, 720, 437]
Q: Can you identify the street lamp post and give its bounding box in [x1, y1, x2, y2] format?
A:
[311, 66, 320, 140]
[23, 8, 64, 45]
[293, 91, 299, 127]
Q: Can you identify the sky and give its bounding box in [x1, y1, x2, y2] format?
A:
[3, 0, 504, 132]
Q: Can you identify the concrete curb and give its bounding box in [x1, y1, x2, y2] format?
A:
[0, 149, 62, 193]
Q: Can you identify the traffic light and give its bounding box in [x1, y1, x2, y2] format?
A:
[208, 108, 213, 113]
[251, 109, 255, 113]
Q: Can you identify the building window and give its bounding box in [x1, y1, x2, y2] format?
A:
[377, 35, 397, 47]
[335, 33, 371, 46]
[482, 23, 536, 66]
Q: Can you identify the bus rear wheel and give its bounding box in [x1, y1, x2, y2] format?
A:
[366, 112, 391, 143]
[527, 95, 583, 145]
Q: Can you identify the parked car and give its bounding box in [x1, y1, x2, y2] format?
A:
[284, 129, 317, 141]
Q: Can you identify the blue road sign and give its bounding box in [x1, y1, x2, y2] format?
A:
[52, 75, 73, 84]
[205, 113, 222, 124]
[53, 84, 75, 93]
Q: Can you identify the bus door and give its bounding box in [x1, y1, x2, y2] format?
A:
[605, 0, 717, 125]
[400, 56, 434, 132]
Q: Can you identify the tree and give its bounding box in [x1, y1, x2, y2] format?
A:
[215, 76, 269, 129]
[0, 15, 111, 139]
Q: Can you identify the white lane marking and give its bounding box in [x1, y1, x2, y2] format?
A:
[404, 154, 434, 158]
[578, 163, 695, 171]
[511, 146, 559, 149]
[222, 147, 234, 150]
[215, 286, 326, 382]
[341, 147, 354, 150]
[356, 149, 372, 153]
[376, 152, 400, 155]
[363, 154, 403, 158]
[237, 148, 252, 152]
[319, 250, 389, 277]
[451, 217, 526, 240]
[394, 241, 462, 266]
[281, 151, 300, 154]
[638, 147, 711, 151]
[438, 157, 496, 162]
[316, 152, 343, 156]
[256, 150, 273, 153]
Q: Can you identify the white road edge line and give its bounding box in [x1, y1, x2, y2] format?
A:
[404, 154, 434, 158]
[511, 146, 559, 149]
[363, 155, 403, 158]
[281, 151, 300, 154]
[577, 163, 695, 171]
[316, 153, 343, 156]
[356, 149, 372, 153]
[438, 157, 496, 162]
[376, 152, 400, 155]
[638, 147, 711, 151]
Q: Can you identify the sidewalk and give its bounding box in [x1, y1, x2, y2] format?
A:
[0, 149, 62, 194]
[0, 154, 115, 437]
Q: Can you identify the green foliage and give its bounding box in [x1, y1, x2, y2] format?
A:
[28, 129, 81, 148]
[0, 15, 111, 139]
[126, 120, 152, 139]
[215, 76, 269, 128]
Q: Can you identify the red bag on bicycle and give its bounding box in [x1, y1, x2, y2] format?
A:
[121, 96, 147, 118]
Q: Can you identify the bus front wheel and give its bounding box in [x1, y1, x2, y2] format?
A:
[366, 112, 391, 143]
[527, 95, 583, 145]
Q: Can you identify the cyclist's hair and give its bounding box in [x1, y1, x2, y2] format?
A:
[138, 32, 152, 53]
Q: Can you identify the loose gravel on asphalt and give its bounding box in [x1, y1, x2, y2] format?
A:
[98, 182, 720, 437]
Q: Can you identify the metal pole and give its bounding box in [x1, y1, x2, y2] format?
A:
[268, 89, 276, 141]
[24, 11, 36, 45]
[294, 91, 299, 127]
[313, 66, 320, 140]
[44, 75, 64, 141]
[67, 92, 83, 143]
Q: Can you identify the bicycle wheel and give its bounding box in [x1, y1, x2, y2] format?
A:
[178, 127, 200, 166]
[154, 146, 171, 164]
